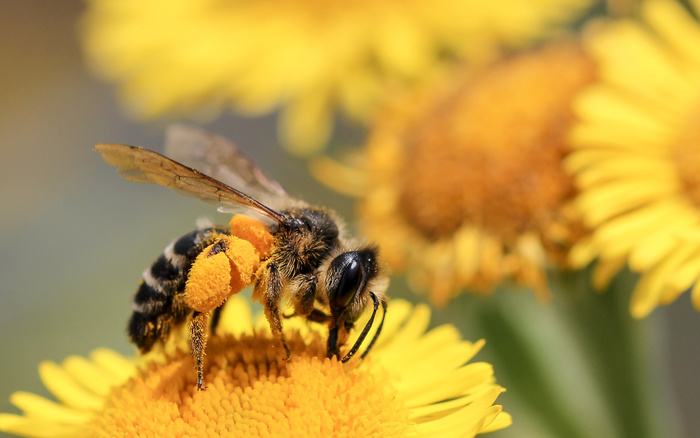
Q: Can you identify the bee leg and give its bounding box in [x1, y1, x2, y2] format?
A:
[283, 275, 317, 320]
[210, 305, 224, 335]
[189, 311, 210, 391]
[327, 324, 340, 359]
[261, 263, 290, 359]
[294, 274, 317, 316]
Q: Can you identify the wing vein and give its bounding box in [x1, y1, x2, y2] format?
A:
[95, 143, 285, 223]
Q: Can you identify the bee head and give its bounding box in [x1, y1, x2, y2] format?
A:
[325, 247, 385, 360]
[280, 208, 339, 245]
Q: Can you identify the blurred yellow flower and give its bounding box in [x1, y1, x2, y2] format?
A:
[314, 43, 596, 305]
[0, 297, 510, 437]
[81, 0, 591, 154]
[567, 0, 700, 317]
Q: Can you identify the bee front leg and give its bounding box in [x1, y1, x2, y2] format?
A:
[189, 311, 210, 391]
[259, 262, 290, 359]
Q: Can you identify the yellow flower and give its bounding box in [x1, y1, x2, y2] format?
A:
[315, 42, 596, 305]
[567, 0, 700, 317]
[0, 297, 510, 437]
[81, 0, 591, 154]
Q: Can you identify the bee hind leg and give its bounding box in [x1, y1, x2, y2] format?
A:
[189, 311, 210, 391]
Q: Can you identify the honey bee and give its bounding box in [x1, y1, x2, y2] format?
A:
[96, 125, 388, 390]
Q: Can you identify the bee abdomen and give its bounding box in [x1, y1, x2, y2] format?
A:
[128, 227, 227, 352]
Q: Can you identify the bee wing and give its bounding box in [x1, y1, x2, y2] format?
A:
[95, 143, 287, 224]
[164, 125, 288, 206]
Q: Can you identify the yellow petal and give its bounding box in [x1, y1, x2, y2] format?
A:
[644, 0, 700, 68]
[375, 14, 430, 75]
[218, 295, 254, 336]
[631, 244, 696, 317]
[629, 231, 678, 271]
[413, 386, 505, 437]
[402, 362, 496, 407]
[308, 156, 368, 198]
[569, 238, 597, 267]
[62, 356, 114, 397]
[482, 411, 513, 432]
[9, 392, 91, 425]
[667, 250, 700, 294]
[38, 362, 104, 411]
[375, 304, 431, 351]
[586, 21, 695, 105]
[0, 414, 79, 438]
[279, 91, 332, 155]
[593, 257, 626, 291]
[89, 348, 136, 383]
[575, 86, 675, 139]
[577, 181, 676, 226]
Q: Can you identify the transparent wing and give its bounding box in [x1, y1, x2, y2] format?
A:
[95, 143, 286, 223]
[164, 125, 288, 204]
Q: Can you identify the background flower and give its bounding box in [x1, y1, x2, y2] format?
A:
[81, 0, 591, 154]
[315, 42, 595, 304]
[567, 0, 700, 317]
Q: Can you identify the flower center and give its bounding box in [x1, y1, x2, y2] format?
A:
[673, 105, 700, 207]
[398, 44, 596, 241]
[89, 334, 408, 437]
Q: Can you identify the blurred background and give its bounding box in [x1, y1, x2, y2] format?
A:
[0, 2, 698, 437]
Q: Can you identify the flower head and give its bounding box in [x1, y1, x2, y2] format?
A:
[0, 298, 510, 437]
[567, 0, 700, 317]
[315, 42, 596, 304]
[81, 0, 591, 154]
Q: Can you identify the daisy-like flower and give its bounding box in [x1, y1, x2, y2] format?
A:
[314, 43, 596, 305]
[0, 297, 510, 437]
[81, 0, 591, 154]
[567, 0, 700, 317]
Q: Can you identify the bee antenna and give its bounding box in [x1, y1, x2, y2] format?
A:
[360, 294, 387, 359]
[341, 292, 380, 363]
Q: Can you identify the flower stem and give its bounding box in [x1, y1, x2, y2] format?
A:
[550, 268, 680, 438]
[430, 268, 681, 438]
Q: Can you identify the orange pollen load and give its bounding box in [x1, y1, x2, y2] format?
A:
[184, 236, 259, 313]
[184, 216, 275, 313]
[87, 335, 408, 437]
[673, 105, 700, 207]
[230, 215, 276, 259]
[397, 43, 596, 241]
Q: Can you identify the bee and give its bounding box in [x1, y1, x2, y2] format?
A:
[96, 125, 388, 390]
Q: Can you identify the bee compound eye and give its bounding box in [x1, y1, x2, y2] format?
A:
[329, 252, 364, 310]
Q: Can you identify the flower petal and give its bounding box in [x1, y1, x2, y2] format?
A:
[38, 362, 104, 411]
[9, 392, 91, 425]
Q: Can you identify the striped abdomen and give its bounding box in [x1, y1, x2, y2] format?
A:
[128, 227, 227, 352]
